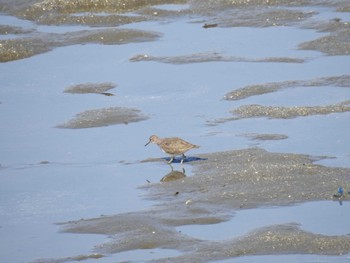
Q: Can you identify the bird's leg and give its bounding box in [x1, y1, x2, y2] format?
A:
[180, 154, 186, 165]
[167, 163, 174, 171]
[167, 157, 174, 164]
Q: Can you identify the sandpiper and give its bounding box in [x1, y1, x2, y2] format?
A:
[145, 135, 199, 164]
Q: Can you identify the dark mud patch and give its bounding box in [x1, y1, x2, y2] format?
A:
[56, 107, 149, 129]
[151, 148, 350, 209]
[303, 17, 350, 33]
[56, 148, 350, 262]
[156, 224, 350, 262]
[189, 0, 349, 11]
[224, 75, 350, 101]
[63, 82, 117, 95]
[2, 0, 349, 63]
[299, 29, 350, 56]
[211, 100, 350, 125]
[0, 28, 161, 62]
[202, 8, 316, 28]
[4, 0, 187, 25]
[136, 4, 191, 18]
[31, 253, 104, 263]
[189, 0, 348, 28]
[0, 37, 51, 63]
[189, 1, 350, 56]
[129, 52, 304, 64]
[0, 25, 34, 35]
[300, 17, 350, 56]
[0, 1, 325, 34]
[225, 83, 284, 101]
[241, 133, 288, 141]
[227, 100, 350, 121]
[337, 4, 350, 13]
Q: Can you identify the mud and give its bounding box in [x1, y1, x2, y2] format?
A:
[215, 75, 350, 124]
[299, 30, 350, 55]
[300, 16, 350, 55]
[0, 25, 34, 35]
[2, 0, 350, 62]
[228, 100, 350, 120]
[0, 28, 161, 62]
[56, 148, 350, 262]
[5, 0, 187, 23]
[0, 37, 51, 63]
[150, 224, 350, 262]
[189, 0, 347, 10]
[32, 253, 104, 263]
[2, 0, 350, 262]
[224, 75, 350, 101]
[202, 8, 316, 28]
[129, 52, 304, 64]
[63, 82, 117, 95]
[210, 100, 350, 125]
[241, 133, 288, 141]
[56, 107, 149, 129]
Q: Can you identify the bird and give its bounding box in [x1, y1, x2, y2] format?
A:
[145, 135, 199, 164]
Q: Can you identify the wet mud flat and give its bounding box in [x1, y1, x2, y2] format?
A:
[56, 148, 350, 263]
[1, 0, 350, 262]
[1, 0, 350, 63]
[56, 106, 149, 129]
[211, 75, 350, 124]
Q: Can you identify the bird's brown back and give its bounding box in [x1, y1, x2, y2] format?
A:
[159, 137, 199, 155]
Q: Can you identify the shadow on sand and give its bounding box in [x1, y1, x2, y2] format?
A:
[161, 156, 207, 164]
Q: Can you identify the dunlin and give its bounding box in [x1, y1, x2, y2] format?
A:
[145, 135, 199, 164]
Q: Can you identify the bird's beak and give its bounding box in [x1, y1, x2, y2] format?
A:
[145, 140, 151, 147]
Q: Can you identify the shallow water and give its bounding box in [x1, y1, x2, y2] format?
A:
[1, 0, 350, 262]
[177, 201, 350, 240]
[214, 254, 350, 263]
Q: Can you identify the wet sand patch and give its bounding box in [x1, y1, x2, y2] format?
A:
[241, 133, 288, 141]
[299, 30, 350, 56]
[211, 100, 350, 125]
[8, 0, 187, 25]
[2, 1, 350, 262]
[227, 100, 350, 121]
[155, 224, 350, 262]
[136, 3, 191, 18]
[188, 1, 344, 36]
[63, 82, 117, 96]
[189, 1, 350, 57]
[2, 0, 348, 63]
[0, 28, 161, 62]
[224, 75, 350, 101]
[300, 16, 350, 56]
[31, 253, 104, 263]
[57, 148, 350, 262]
[0, 25, 34, 35]
[162, 148, 350, 209]
[205, 8, 316, 28]
[129, 52, 304, 64]
[56, 107, 149, 129]
[0, 37, 51, 62]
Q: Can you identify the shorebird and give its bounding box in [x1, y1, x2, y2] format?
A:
[145, 135, 199, 164]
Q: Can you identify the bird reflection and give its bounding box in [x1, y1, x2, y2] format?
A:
[160, 164, 186, 182]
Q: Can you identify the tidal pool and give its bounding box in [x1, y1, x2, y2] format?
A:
[177, 201, 350, 241]
[1, 0, 350, 262]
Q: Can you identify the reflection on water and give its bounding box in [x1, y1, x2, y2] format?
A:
[160, 164, 186, 182]
[1, 0, 350, 262]
[177, 201, 350, 241]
